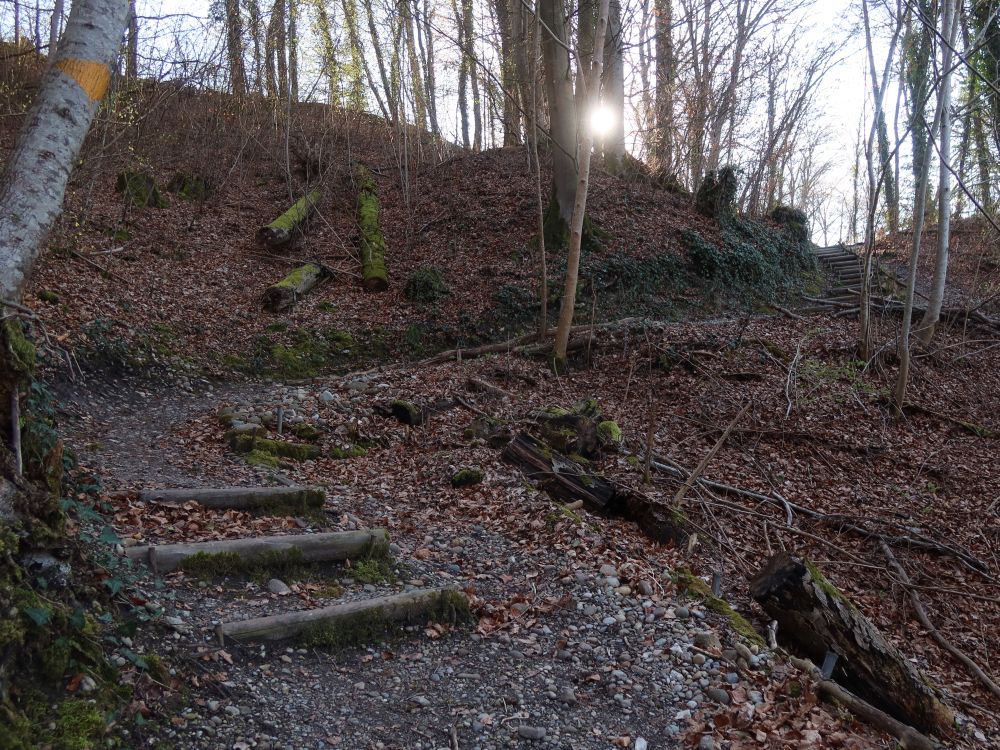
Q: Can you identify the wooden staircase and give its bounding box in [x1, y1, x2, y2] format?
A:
[814, 243, 864, 302]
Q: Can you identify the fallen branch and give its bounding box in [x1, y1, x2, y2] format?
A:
[139, 486, 325, 512]
[881, 541, 1000, 700]
[788, 657, 935, 750]
[673, 404, 749, 507]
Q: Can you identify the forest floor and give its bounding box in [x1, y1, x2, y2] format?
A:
[3, 79, 999, 749]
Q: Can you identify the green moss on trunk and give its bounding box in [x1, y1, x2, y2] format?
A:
[355, 164, 389, 291]
[673, 567, 764, 646]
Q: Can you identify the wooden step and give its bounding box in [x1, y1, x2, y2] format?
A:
[216, 588, 469, 645]
[140, 486, 325, 512]
[126, 528, 389, 574]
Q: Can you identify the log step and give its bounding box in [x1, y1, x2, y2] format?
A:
[216, 588, 470, 646]
[126, 528, 388, 574]
[139, 486, 325, 512]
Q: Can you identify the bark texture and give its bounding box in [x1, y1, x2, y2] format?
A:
[0, 0, 130, 302]
[750, 552, 954, 734]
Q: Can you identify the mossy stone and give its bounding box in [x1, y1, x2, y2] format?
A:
[390, 400, 426, 426]
[36, 290, 60, 304]
[451, 468, 484, 488]
[597, 421, 622, 446]
[116, 171, 166, 208]
[166, 172, 211, 201]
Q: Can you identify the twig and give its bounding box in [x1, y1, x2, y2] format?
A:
[785, 340, 804, 418]
[68, 248, 128, 284]
[881, 541, 1000, 700]
[673, 404, 750, 507]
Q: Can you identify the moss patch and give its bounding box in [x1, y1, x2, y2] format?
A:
[268, 190, 321, 233]
[330, 445, 368, 459]
[673, 567, 764, 646]
[116, 171, 166, 208]
[404, 267, 449, 304]
[297, 590, 471, 650]
[355, 164, 388, 291]
[451, 468, 484, 488]
[180, 547, 307, 581]
[229, 433, 321, 461]
[166, 172, 211, 201]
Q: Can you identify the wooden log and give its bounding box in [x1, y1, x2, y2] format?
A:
[257, 189, 322, 249]
[216, 588, 469, 646]
[139, 486, 325, 512]
[502, 433, 686, 544]
[125, 528, 388, 574]
[354, 164, 388, 291]
[749, 552, 954, 734]
[262, 262, 327, 312]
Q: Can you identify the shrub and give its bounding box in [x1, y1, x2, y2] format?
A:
[695, 166, 739, 218]
[404, 266, 449, 304]
[769, 205, 811, 244]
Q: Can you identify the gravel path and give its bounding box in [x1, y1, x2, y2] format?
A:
[52, 373, 808, 750]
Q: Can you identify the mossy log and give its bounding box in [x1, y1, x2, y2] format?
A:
[257, 189, 322, 249]
[502, 433, 686, 544]
[228, 433, 321, 461]
[139, 486, 325, 512]
[125, 528, 388, 574]
[749, 552, 954, 734]
[216, 588, 469, 646]
[354, 164, 388, 291]
[262, 262, 327, 312]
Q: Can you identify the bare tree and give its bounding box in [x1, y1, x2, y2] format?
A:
[225, 0, 249, 95]
[540, 0, 578, 242]
[602, 0, 626, 172]
[553, 0, 611, 369]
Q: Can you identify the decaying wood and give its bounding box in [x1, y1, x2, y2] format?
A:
[502, 433, 686, 544]
[126, 528, 388, 574]
[881, 541, 1000, 700]
[262, 262, 327, 312]
[465, 377, 514, 400]
[216, 587, 467, 645]
[789, 657, 935, 750]
[257, 189, 322, 249]
[750, 552, 954, 733]
[139, 486, 325, 511]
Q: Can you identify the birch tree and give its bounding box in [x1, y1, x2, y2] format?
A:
[916, 0, 959, 344]
[552, 0, 611, 370]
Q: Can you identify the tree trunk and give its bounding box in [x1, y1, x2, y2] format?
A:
[287, 0, 299, 102]
[139, 485, 325, 511]
[225, 0, 248, 95]
[750, 552, 954, 734]
[540, 0, 577, 231]
[126, 529, 388, 574]
[453, 0, 470, 148]
[247, 0, 265, 94]
[364, 0, 398, 124]
[48, 0, 63, 56]
[263, 263, 327, 312]
[495, 0, 520, 146]
[401, 0, 427, 130]
[464, 0, 482, 150]
[553, 0, 610, 368]
[217, 588, 469, 645]
[313, 0, 338, 102]
[341, 0, 369, 111]
[257, 189, 321, 249]
[418, 0, 440, 136]
[126, 0, 138, 78]
[602, 0, 626, 173]
[0, 0, 129, 304]
[354, 164, 388, 291]
[917, 0, 958, 344]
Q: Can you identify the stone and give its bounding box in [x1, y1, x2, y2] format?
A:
[698, 736, 715, 750]
[705, 687, 730, 705]
[674, 606, 690, 619]
[637, 580, 654, 596]
[517, 726, 546, 740]
[557, 686, 577, 704]
[635, 739, 648, 750]
[694, 631, 721, 650]
[599, 564, 618, 577]
[267, 579, 291, 595]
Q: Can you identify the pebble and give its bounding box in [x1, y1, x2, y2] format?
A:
[635, 739, 648, 750]
[698, 736, 715, 750]
[705, 687, 730, 705]
[517, 726, 546, 740]
[267, 579, 291, 595]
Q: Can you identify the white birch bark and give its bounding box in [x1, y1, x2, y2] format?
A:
[916, 0, 959, 344]
[553, 0, 611, 367]
[0, 0, 129, 304]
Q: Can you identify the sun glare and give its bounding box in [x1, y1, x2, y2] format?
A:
[589, 105, 615, 137]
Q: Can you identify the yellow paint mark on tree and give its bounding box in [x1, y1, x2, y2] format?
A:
[55, 58, 111, 101]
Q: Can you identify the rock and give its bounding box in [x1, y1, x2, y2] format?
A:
[705, 687, 730, 705]
[557, 686, 577, 704]
[698, 736, 715, 750]
[674, 606, 690, 619]
[694, 631, 721, 650]
[79, 675, 97, 693]
[320, 390, 336, 403]
[635, 739, 648, 750]
[599, 564, 618, 577]
[637, 580, 654, 596]
[517, 726, 546, 740]
[267, 579, 291, 595]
